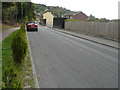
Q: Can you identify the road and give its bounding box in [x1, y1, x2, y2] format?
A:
[27, 25, 118, 88]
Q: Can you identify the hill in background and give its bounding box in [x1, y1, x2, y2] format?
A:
[34, 3, 112, 22]
[34, 4, 77, 20]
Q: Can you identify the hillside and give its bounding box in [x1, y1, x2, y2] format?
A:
[34, 4, 76, 19]
[34, 4, 112, 22]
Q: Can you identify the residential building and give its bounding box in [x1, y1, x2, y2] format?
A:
[64, 12, 88, 22]
[43, 12, 54, 27]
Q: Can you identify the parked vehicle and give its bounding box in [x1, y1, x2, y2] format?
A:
[26, 21, 33, 25]
[26, 22, 38, 31]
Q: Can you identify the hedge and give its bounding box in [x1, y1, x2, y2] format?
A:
[11, 24, 28, 64]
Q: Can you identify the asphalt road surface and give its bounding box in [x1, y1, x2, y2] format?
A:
[27, 25, 118, 88]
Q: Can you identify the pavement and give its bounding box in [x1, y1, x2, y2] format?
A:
[27, 25, 118, 88]
[0, 27, 20, 43]
[53, 28, 119, 49]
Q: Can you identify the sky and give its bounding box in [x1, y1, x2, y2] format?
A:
[31, 0, 120, 20]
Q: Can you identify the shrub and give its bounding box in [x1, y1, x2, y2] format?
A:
[20, 24, 26, 33]
[2, 65, 22, 88]
[11, 25, 27, 64]
[19, 24, 26, 39]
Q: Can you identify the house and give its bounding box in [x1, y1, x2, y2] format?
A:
[43, 12, 54, 27]
[64, 12, 88, 22]
[64, 12, 75, 19]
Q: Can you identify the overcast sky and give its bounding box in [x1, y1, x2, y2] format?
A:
[31, 0, 119, 20]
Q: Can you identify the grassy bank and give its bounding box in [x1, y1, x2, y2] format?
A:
[2, 29, 35, 88]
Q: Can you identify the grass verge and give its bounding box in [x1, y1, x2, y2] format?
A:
[1, 29, 35, 88]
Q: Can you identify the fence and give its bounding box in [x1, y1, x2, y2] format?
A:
[53, 18, 67, 29]
[65, 22, 118, 40]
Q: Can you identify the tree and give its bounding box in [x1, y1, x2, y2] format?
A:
[88, 14, 96, 22]
[2, 2, 35, 24]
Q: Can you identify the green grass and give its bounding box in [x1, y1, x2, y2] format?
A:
[1, 30, 35, 88]
[65, 19, 82, 22]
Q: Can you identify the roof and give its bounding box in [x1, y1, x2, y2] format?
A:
[64, 11, 88, 17]
[43, 12, 54, 19]
[43, 12, 53, 16]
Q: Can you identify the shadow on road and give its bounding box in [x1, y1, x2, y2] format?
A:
[27, 30, 38, 32]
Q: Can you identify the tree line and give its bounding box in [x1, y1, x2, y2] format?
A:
[88, 14, 112, 22]
[2, 2, 35, 24]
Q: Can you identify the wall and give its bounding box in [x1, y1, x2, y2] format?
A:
[65, 21, 118, 40]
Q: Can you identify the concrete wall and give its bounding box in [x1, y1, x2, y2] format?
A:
[65, 22, 118, 40]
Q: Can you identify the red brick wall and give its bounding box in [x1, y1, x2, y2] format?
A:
[72, 13, 88, 21]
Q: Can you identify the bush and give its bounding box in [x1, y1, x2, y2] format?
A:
[2, 65, 22, 88]
[20, 24, 26, 33]
[19, 24, 26, 39]
[11, 25, 27, 64]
